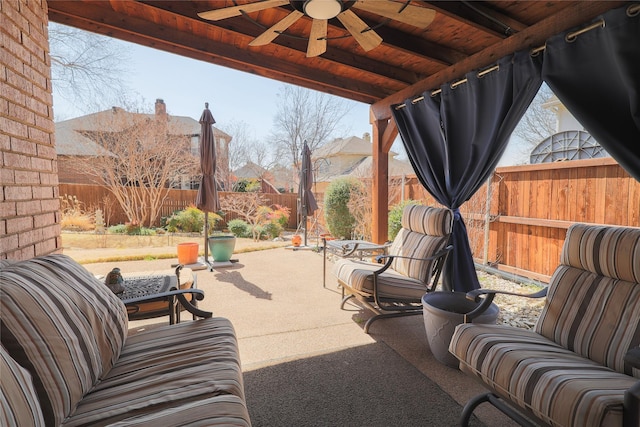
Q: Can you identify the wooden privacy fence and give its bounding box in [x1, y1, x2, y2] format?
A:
[398, 157, 640, 283]
[60, 158, 638, 282]
[58, 184, 299, 229]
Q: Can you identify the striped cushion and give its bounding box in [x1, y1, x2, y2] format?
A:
[334, 258, 431, 300]
[450, 324, 636, 427]
[388, 229, 449, 281]
[389, 205, 451, 281]
[401, 204, 452, 236]
[1, 344, 45, 427]
[560, 224, 640, 283]
[94, 395, 251, 427]
[0, 254, 128, 426]
[62, 318, 250, 426]
[536, 224, 640, 374]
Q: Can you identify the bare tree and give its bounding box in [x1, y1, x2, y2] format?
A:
[70, 104, 197, 227]
[218, 119, 275, 189]
[513, 85, 557, 149]
[49, 23, 130, 118]
[270, 85, 351, 169]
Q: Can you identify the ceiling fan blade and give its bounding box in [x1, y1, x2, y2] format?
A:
[337, 9, 382, 52]
[352, 0, 435, 28]
[249, 10, 304, 46]
[198, 0, 288, 21]
[307, 19, 327, 57]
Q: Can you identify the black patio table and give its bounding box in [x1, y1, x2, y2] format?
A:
[116, 266, 211, 324]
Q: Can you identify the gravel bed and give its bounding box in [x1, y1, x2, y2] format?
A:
[477, 271, 546, 330]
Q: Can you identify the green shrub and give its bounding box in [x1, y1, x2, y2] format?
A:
[107, 224, 156, 235]
[263, 222, 282, 240]
[228, 219, 250, 237]
[165, 206, 221, 233]
[108, 224, 128, 234]
[136, 227, 156, 236]
[324, 177, 362, 239]
[388, 199, 422, 241]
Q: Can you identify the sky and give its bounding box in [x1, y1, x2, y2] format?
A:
[52, 34, 376, 152]
[51, 25, 530, 166]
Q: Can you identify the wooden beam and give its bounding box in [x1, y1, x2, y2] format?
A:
[371, 117, 393, 244]
[375, 27, 466, 67]
[371, 1, 624, 120]
[427, 2, 526, 36]
[47, 1, 389, 104]
[156, 6, 422, 86]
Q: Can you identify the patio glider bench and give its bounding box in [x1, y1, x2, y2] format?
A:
[333, 204, 452, 333]
[449, 224, 640, 427]
[0, 254, 251, 426]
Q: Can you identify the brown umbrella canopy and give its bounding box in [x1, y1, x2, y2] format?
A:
[195, 103, 219, 213]
[298, 141, 318, 245]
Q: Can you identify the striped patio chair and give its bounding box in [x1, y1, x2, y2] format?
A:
[450, 223, 640, 427]
[333, 205, 453, 333]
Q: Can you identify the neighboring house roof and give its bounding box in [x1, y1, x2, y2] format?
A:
[233, 161, 268, 179]
[55, 120, 113, 156]
[313, 135, 398, 159]
[55, 103, 231, 156]
[269, 165, 295, 190]
[350, 156, 414, 178]
[313, 135, 411, 183]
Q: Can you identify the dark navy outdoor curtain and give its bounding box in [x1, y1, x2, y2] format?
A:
[392, 52, 542, 292]
[542, 4, 640, 181]
[389, 4, 637, 292]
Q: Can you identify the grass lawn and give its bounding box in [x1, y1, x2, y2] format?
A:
[61, 232, 294, 263]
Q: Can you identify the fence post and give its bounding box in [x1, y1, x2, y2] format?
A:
[482, 175, 493, 265]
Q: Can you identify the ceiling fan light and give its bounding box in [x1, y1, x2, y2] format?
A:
[304, 0, 342, 20]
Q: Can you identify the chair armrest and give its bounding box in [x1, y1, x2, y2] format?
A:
[121, 288, 212, 320]
[374, 245, 453, 265]
[120, 288, 206, 305]
[371, 245, 453, 282]
[624, 347, 640, 370]
[463, 286, 547, 322]
[340, 241, 392, 257]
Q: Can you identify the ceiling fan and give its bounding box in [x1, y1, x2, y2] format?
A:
[197, 0, 436, 57]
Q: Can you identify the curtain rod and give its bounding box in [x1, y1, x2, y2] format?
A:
[394, 65, 500, 110]
[395, 3, 640, 111]
[531, 3, 639, 56]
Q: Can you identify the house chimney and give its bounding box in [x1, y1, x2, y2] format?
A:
[362, 132, 371, 142]
[155, 99, 166, 116]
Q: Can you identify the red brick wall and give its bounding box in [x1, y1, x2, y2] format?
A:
[1, 0, 60, 259]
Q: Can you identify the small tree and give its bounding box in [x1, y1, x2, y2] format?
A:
[219, 192, 268, 241]
[324, 177, 363, 239]
[70, 103, 198, 227]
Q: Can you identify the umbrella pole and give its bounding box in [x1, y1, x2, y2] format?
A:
[303, 213, 307, 246]
[204, 212, 210, 269]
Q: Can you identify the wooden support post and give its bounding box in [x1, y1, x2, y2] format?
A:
[371, 111, 398, 244]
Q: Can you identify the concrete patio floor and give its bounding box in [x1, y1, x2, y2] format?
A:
[77, 247, 517, 426]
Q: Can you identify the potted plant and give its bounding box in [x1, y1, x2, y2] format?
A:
[208, 232, 236, 262]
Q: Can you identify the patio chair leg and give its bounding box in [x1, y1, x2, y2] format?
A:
[461, 392, 538, 427]
[340, 293, 355, 310]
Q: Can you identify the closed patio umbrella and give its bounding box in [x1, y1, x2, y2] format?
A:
[195, 102, 219, 268]
[298, 141, 318, 246]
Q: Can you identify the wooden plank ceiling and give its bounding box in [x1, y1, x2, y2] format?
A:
[48, 1, 624, 120]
